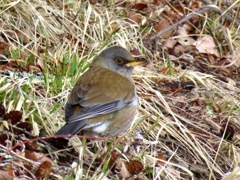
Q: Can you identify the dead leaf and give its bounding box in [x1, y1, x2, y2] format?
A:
[116, 159, 143, 179]
[0, 41, 10, 57]
[37, 58, 44, 69]
[25, 150, 53, 164]
[117, 159, 131, 179]
[177, 25, 195, 46]
[134, 3, 148, 11]
[0, 134, 8, 146]
[15, 28, 30, 44]
[0, 61, 18, 71]
[193, 35, 219, 57]
[153, 0, 166, 6]
[160, 67, 170, 74]
[157, 153, 165, 165]
[131, 48, 143, 57]
[15, 122, 32, 135]
[154, 19, 173, 38]
[129, 13, 141, 24]
[125, 160, 143, 175]
[163, 38, 177, 49]
[0, 170, 14, 180]
[35, 161, 52, 179]
[28, 65, 42, 72]
[233, 47, 240, 66]
[4, 110, 22, 125]
[174, 44, 195, 55]
[0, 104, 5, 117]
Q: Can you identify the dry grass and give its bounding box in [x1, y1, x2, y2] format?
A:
[0, 0, 240, 179]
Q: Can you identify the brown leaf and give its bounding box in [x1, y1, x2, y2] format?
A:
[0, 134, 8, 146]
[0, 61, 18, 71]
[6, 168, 14, 177]
[163, 38, 177, 49]
[28, 65, 42, 72]
[4, 111, 22, 125]
[153, 0, 166, 5]
[129, 13, 141, 24]
[0, 104, 6, 117]
[117, 159, 143, 179]
[233, 47, 240, 66]
[193, 35, 219, 57]
[25, 150, 53, 164]
[89, 0, 97, 5]
[124, 160, 143, 175]
[0, 170, 14, 180]
[37, 58, 44, 69]
[153, 19, 173, 38]
[14, 122, 32, 135]
[35, 161, 52, 179]
[134, 3, 148, 11]
[0, 41, 10, 57]
[157, 153, 165, 165]
[15, 28, 30, 44]
[160, 67, 170, 74]
[131, 48, 142, 57]
[173, 44, 195, 55]
[110, 150, 120, 162]
[116, 159, 131, 179]
[176, 25, 195, 46]
[173, 2, 184, 15]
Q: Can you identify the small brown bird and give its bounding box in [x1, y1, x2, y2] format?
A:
[55, 46, 148, 136]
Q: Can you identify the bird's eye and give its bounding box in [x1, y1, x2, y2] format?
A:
[116, 58, 124, 64]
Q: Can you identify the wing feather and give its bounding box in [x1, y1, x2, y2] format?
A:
[65, 66, 136, 124]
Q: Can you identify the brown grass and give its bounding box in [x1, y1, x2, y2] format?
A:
[0, 0, 240, 179]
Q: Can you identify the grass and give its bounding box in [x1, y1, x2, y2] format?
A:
[0, 0, 240, 179]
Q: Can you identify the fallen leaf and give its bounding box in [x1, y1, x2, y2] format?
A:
[233, 47, 240, 66]
[177, 25, 195, 46]
[163, 38, 177, 49]
[37, 58, 44, 69]
[117, 159, 143, 179]
[157, 153, 165, 165]
[4, 111, 22, 125]
[154, 19, 173, 38]
[193, 35, 219, 57]
[0, 41, 10, 57]
[131, 48, 143, 57]
[25, 150, 53, 164]
[15, 28, 30, 44]
[134, 3, 148, 11]
[35, 161, 52, 179]
[0, 104, 5, 117]
[125, 160, 143, 175]
[0, 134, 8, 146]
[129, 13, 141, 24]
[14, 122, 32, 135]
[0, 170, 14, 180]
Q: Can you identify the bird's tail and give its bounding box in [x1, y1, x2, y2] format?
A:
[55, 121, 86, 135]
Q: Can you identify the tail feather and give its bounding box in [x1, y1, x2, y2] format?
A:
[55, 121, 86, 135]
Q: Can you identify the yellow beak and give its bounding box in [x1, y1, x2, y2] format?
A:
[126, 58, 148, 67]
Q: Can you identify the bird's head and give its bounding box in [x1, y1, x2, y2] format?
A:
[92, 46, 148, 77]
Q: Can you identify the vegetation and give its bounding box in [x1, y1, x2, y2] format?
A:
[0, 0, 239, 179]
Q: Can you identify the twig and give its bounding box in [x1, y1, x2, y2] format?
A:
[149, 5, 240, 40]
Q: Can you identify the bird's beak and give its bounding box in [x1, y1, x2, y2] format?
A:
[126, 58, 148, 67]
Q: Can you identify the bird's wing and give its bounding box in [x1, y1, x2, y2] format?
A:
[66, 66, 136, 124]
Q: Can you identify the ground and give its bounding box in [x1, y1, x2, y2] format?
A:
[0, 0, 240, 179]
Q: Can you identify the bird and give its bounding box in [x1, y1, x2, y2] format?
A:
[55, 46, 148, 136]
